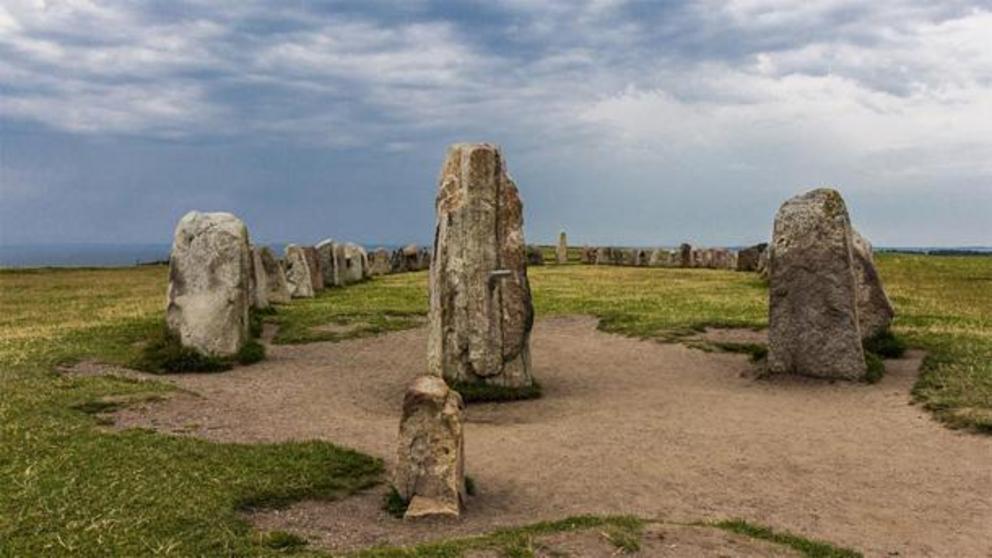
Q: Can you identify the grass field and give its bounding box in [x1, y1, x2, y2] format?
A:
[1, 254, 989, 555]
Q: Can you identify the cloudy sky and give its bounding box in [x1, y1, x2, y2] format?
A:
[2, 0, 990, 247]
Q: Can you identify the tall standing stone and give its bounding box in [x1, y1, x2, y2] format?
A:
[257, 246, 291, 304]
[428, 143, 534, 388]
[316, 239, 341, 287]
[767, 188, 866, 379]
[249, 246, 270, 310]
[284, 244, 315, 298]
[679, 243, 693, 268]
[303, 246, 324, 291]
[394, 375, 465, 519]
[851, 229, 895, 339]
[167, 211, 250, 357]
[556, 231, 568, 264]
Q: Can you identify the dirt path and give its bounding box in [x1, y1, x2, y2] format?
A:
[103, 317, 991, 556]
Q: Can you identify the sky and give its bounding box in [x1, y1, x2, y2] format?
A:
[1, 0, 990, 248]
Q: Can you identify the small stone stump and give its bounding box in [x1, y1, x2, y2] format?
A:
[394, 375, 466, 520]
[556, 231, 568, 264]
[166, 211, 251, 357]
[284, 244, 315, 298]
[767, 188, 866, 379]
[428, 143, 535, 388]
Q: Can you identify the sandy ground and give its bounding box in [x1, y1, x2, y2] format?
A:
[81, 317, 992, 556]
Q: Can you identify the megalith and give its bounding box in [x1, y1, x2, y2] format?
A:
[368, 248, 392, 276]
[679, 243, 693, 267]
[249, 245, 270, 310]
[580, 246, 595, 264]
[556, 231, 568, 264]
[767, 188, 866, 379]
[316, 239, 341, 287]
[339, 242, 367, 284]
[166, 211, 250, 357]
[595, 246, 611, 265]
[302, 246, 324, 291]
[394, 375, 465, 519]
[284, 244, 315, 298]
[851, 229, 895, 339]
[257, 246, 291, 304]
[428, 143, 535, 388]
[737, 243, 768, 272]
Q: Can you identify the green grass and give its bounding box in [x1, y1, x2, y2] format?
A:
[449, 380, 543, 404]
[382, 487, 409, 519]
[712, 519, 862, 558]
[0, 253, 989, 554]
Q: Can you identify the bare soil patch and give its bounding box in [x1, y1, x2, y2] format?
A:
[689, 327, 767, 345]
[74, 317, 992, 556]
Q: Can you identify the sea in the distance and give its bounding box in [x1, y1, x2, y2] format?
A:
[0, 243, 419, 268]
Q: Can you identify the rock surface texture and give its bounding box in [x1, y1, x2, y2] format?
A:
[737, 243, 768, 272]
[166, 211, 251, 357]
[257, 246, 291, 304]
[394, 375, 465, 519]
[428, 143, 535, 388]
[556, 231, 568, 264]
[284, 244, 315, 298]
[851, 229, 895, 339]
[767, 188, 867, 380]
[369, 248, 392, 276]
[248, 246, 270, 310]
[302, 246, 324, 291]
[316, 239, 341, 287]
[340, 242, 368, 284]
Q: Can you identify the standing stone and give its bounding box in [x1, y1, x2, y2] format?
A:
[249, 246, 270, 310]
[579, 246, 595, 264]
[595, 246, 611, 265]
[166, 211, 250, 357]
[428, 143, 534, 388]
[679, 243, 693, 267]
[556, 231, 568, 264]
[649, 248, 671, 267]
[525, 245, 544, 266]
[737, 243, 768, 272]
[369, 248, 392, 276]
[302, 246, 324, 291]
[394, 375, 465, 519]
[851, 229, 895, 339]
[768, 188, 866, 379]
[257, 246, 291, 304]
[316, 239, 341, 287]
[284, 244, 315, 298]
[756, 244, 771, 280]
[339, 242, 367, 284]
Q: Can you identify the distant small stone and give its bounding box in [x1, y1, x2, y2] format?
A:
[284, 244, 315, 298]
[737, 243, 768, 272]
[556, 231, 568, 264]
[526, 245, 544, 266]
[368, 248, 392, 276]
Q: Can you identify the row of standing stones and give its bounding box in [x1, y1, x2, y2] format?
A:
[165, 143, 894, 521]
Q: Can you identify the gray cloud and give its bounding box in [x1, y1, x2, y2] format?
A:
[1, 0, 989, 247]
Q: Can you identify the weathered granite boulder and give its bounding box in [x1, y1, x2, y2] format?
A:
[257, 246, 291, 304]
[556, 231, 568, 264]
[428, 143, 534, 388]
[284, 244, 315, 298]
[369, 248, 392, 276]
[302, 246, 324, 291]
[851, 229, 895, 339]
[637, 249, 651, 267]
[166, 211, 250, 357]
[595, 246, 611, 265]
[767, 188, 866, 379]
[316, 239, 341, 287]
[339, 242, 367, 284]
[679, 243, 693, 267]
[737, 243, 768, 272]
[248, 246, 269, 310]
[525, 245, 544, 266]
[394, 375, 465, 519]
